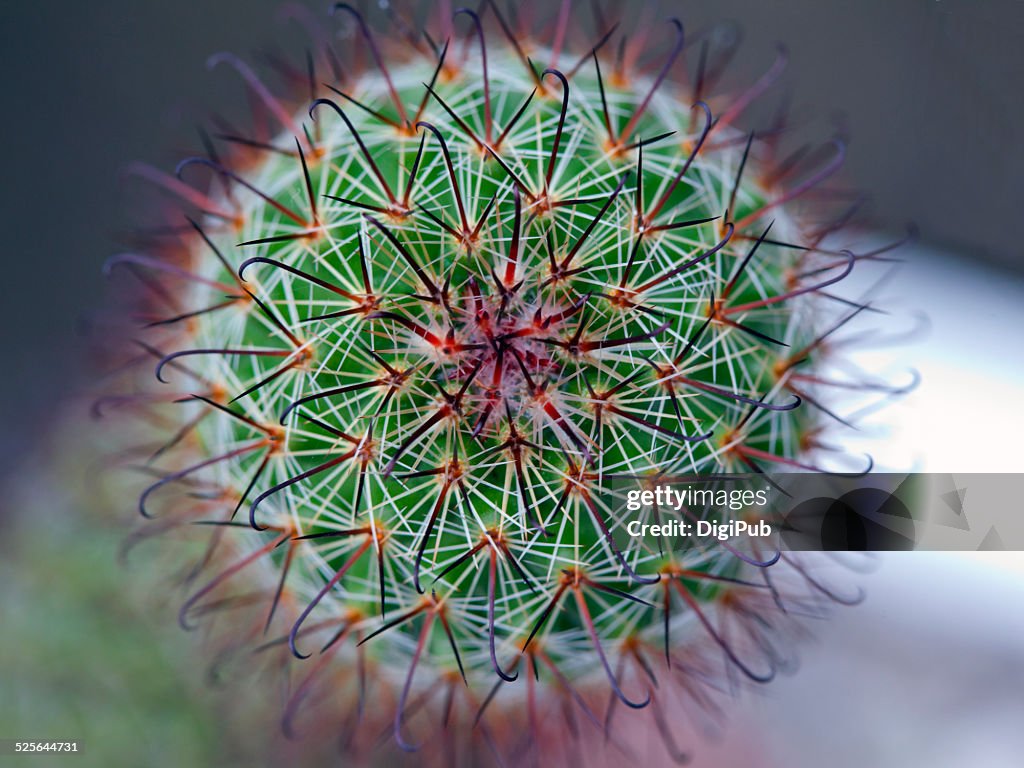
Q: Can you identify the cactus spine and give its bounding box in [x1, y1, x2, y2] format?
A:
[102, 4, 903, 763]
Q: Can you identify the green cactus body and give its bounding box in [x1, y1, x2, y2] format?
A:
[112, 6, 883, 763]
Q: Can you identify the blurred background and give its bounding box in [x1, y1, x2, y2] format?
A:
[1, 1, 1022, 766]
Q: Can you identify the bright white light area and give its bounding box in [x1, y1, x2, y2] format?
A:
[840, 243, 1024, 473]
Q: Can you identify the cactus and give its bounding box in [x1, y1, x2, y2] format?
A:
[100, 3, 911, 764]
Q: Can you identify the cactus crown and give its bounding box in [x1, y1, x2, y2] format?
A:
[105, 3, 904, 763]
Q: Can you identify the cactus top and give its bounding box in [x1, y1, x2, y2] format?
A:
[117, 8, 885, 762]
